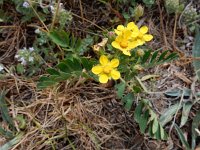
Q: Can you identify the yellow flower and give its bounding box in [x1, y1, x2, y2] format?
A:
[114, 22, 139, 38]
[134, 26, 153, 46]
[112, 30, 138, 56]
[92, 55, 120, 83]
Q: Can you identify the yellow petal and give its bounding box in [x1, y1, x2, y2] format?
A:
[127, 22, 136, 30]
[114, 29, 121, 35]
[136, 39, 145, 45]
[99, 55, 108, 65]
[92, 65, 103, 74]
[140, 26, 148, 34]
[111, 70, 120, 80]
[117, 25, 125, 31]
[112, 41, 121, 49]
[123, 50, 131, 56]
[131, 30, 139, 37]
[143, 34, 153, 41]
[129, 41, 138, 49]
[123, 30, 132, 39]
[110, 59, 119, 68]
[99, 74, 109, 83]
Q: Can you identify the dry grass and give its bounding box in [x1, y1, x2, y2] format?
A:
[1, 78, 138, 149]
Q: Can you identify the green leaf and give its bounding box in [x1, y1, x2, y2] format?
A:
[15, 115, 26, 129]
[16, 63, 24, 74]
[0, 127, 13, 139]
[150, 51, 159, 63]
[159, 103, 181, 126]
[48, 30, 69, 47]
[192, 27, 200, 80]
[46, 68, 60, 75]
[123, 93, 134, 111]
[0, 91, 15, 131]
[174, 124, 191, 150]
[139, 109, 149, 133]
[81, 57, 96, 71]
[165, 88, 191, 98]
[115, 82, 126, 98]
[158, 50, 169, 62]
[37, 77, 57, 89]
[192, 110, 200, 150]
[154, 125, 161, 140]
[152, 118, 159, 134]
[142, 50, 151, 64]
[57, 62, 71, 73]
[165, 53, 178, 62]
[180, 102, 193, 127]
[160, 124, 165, 139]
[0, 133, 24, 150]
[70, 58, 82, 71]
[134, 102, 143, 123]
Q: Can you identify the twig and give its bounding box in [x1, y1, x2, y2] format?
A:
[156, 0, 168, 49]
[79, 0, 84, 23]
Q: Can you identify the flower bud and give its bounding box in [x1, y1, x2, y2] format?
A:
[134, 5, 144, 21]
[136, 49, 144, 57]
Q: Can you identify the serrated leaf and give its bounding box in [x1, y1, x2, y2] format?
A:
[48, 30, 69, 47]
[57, 62, 71, 73]
[192, 27, 200, 80]
[81, 57, 96, 71]
[70, 58, 82, 71]
[192, 110, 200, 150]
[152, 118, 159, 134]
[123, 93, 134, 111]
[174, 124, 191, 150]
[180, 102, 193, 127]
[115, 82, 126, 98]
[159, 103, 181, 126]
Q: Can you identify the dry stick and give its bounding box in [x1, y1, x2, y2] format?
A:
[156, 0, 168, 50]
[71, 12, 106, 31]
[28, 0, 49, 32]
[49, 0, 64, 59]
[172, 13, 185, 57]
[50, 0, 61, 30]
[79, 0, 84, 23]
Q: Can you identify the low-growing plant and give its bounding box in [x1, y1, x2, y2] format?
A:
[38, 21, 178, 140]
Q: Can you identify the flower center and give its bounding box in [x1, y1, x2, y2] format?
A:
[120, 41, 128, 48]
[103, 66, 112, 74]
